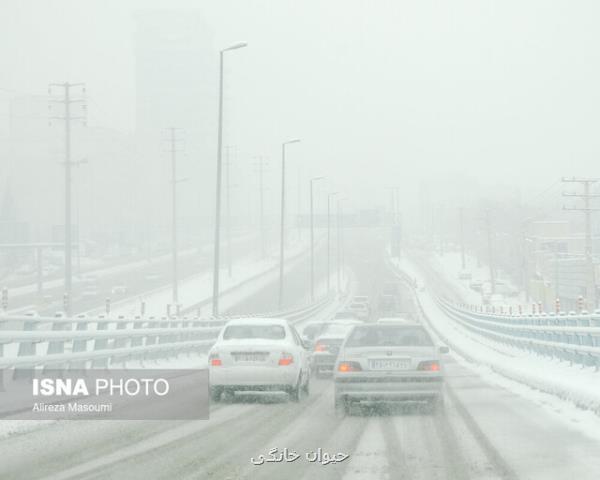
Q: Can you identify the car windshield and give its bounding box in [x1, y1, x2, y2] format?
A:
[345, 326, 434, 347]
[223, 324, 286, 340]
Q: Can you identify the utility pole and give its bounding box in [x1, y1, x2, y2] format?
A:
[521, 220, 531, 303]
[49, 82, 86, 316]
[310, 176, 325, 302]
[336, 197, 346, 293]
[459, 207, 466, 270]
[225, 145, 233, 278]
[165, 127, 185, 305]
[389, 187, 401, 257]
[278, 139, 300, 310]
[562, 177, 600, 309]
[253, 156, 268, 258]
[484, 209, 496, 295]
[327, 192, 338, 294]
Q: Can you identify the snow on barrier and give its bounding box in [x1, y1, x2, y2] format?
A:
[0, 295, 335, 371]
[435, 298, 600, 370]
[387, 255, 600, 415]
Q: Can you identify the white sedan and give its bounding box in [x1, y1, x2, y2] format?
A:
[334, 323, 449, 414]
[208, 318, 310, 402]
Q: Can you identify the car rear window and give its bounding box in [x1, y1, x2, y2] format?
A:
[345, 326, 433, 347]
[223, 324, 286, 340]
[320, 324, 353, 337]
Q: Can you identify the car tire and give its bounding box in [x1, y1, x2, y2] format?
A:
[210, 386, 223, 403]
[302, 373, 310, 395]
[334, 396, 348, 417]
[289, 375, 302, 402]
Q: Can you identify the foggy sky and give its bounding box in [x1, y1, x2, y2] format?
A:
[2, 0, 600, 213]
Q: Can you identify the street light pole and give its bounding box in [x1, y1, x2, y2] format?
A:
[310, 176, 325, 302]
[327, 192, 338, 294]
[211, 42, 247, 316]
[336, 197, 346, 293]
[170, 127, 179, 305]
[278, 138, 300, 310]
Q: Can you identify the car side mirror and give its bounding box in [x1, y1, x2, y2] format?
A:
[301, 338, 313, 350]
[438, 346, 449, 354]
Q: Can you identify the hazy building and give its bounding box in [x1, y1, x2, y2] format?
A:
[133, 10, 217, 242]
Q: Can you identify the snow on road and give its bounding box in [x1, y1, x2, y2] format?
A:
[391, 254, 600, 436]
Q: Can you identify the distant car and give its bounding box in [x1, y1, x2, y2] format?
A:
[110, 285, 128, 295]
[458, 270, 472, 280]
[376, 316, 412, 324]
[312, 321, 360, 377]
[469, 281, 483, 292]
[208, 318, 310, 402]
[382, 282, 400, 296]
[379, 294, 400, 315]
[301, 323, 324, 350]
[334, 323, 449, 415]
[348, 302, 369, 320]
[302, 323, 323, 340]
[353, 295, 369, 303]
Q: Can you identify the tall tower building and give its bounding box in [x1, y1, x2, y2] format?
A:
[133, 10, 216, 244]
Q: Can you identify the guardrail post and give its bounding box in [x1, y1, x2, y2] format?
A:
[577, 296, 584, 313]
[131, 316, 143, 348]
[14, 315, 39, 379]
[72, 314, 89, 369]
[46, 313, 67, 356]
[113, 315, 128, 351]
[92, 316, 109, 368]
[2, 287, 7, 312]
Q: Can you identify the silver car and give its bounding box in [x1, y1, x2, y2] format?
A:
[311, 321, 360, 377]
[334, 323, 448, 415]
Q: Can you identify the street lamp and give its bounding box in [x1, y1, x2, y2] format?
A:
[310, 176, 325, 302]
[212, 41, 248, 316]
[278, 138, 301, 310]
[336, 196, 347, 293]
[327, 191, 338, 294]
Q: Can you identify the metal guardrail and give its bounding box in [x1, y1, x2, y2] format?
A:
[435, 297, 600, 369]
[0, 295, 335, 370]
[385, 255, 600, 370]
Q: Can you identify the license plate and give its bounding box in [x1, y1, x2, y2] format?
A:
[233, 353, 267, 362]
[369, 359, 410, 370]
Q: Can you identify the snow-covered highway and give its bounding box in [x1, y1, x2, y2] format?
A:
[1, 230, 600, 480]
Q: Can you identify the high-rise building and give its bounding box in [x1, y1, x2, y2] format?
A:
[133, 10, 217, 242]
